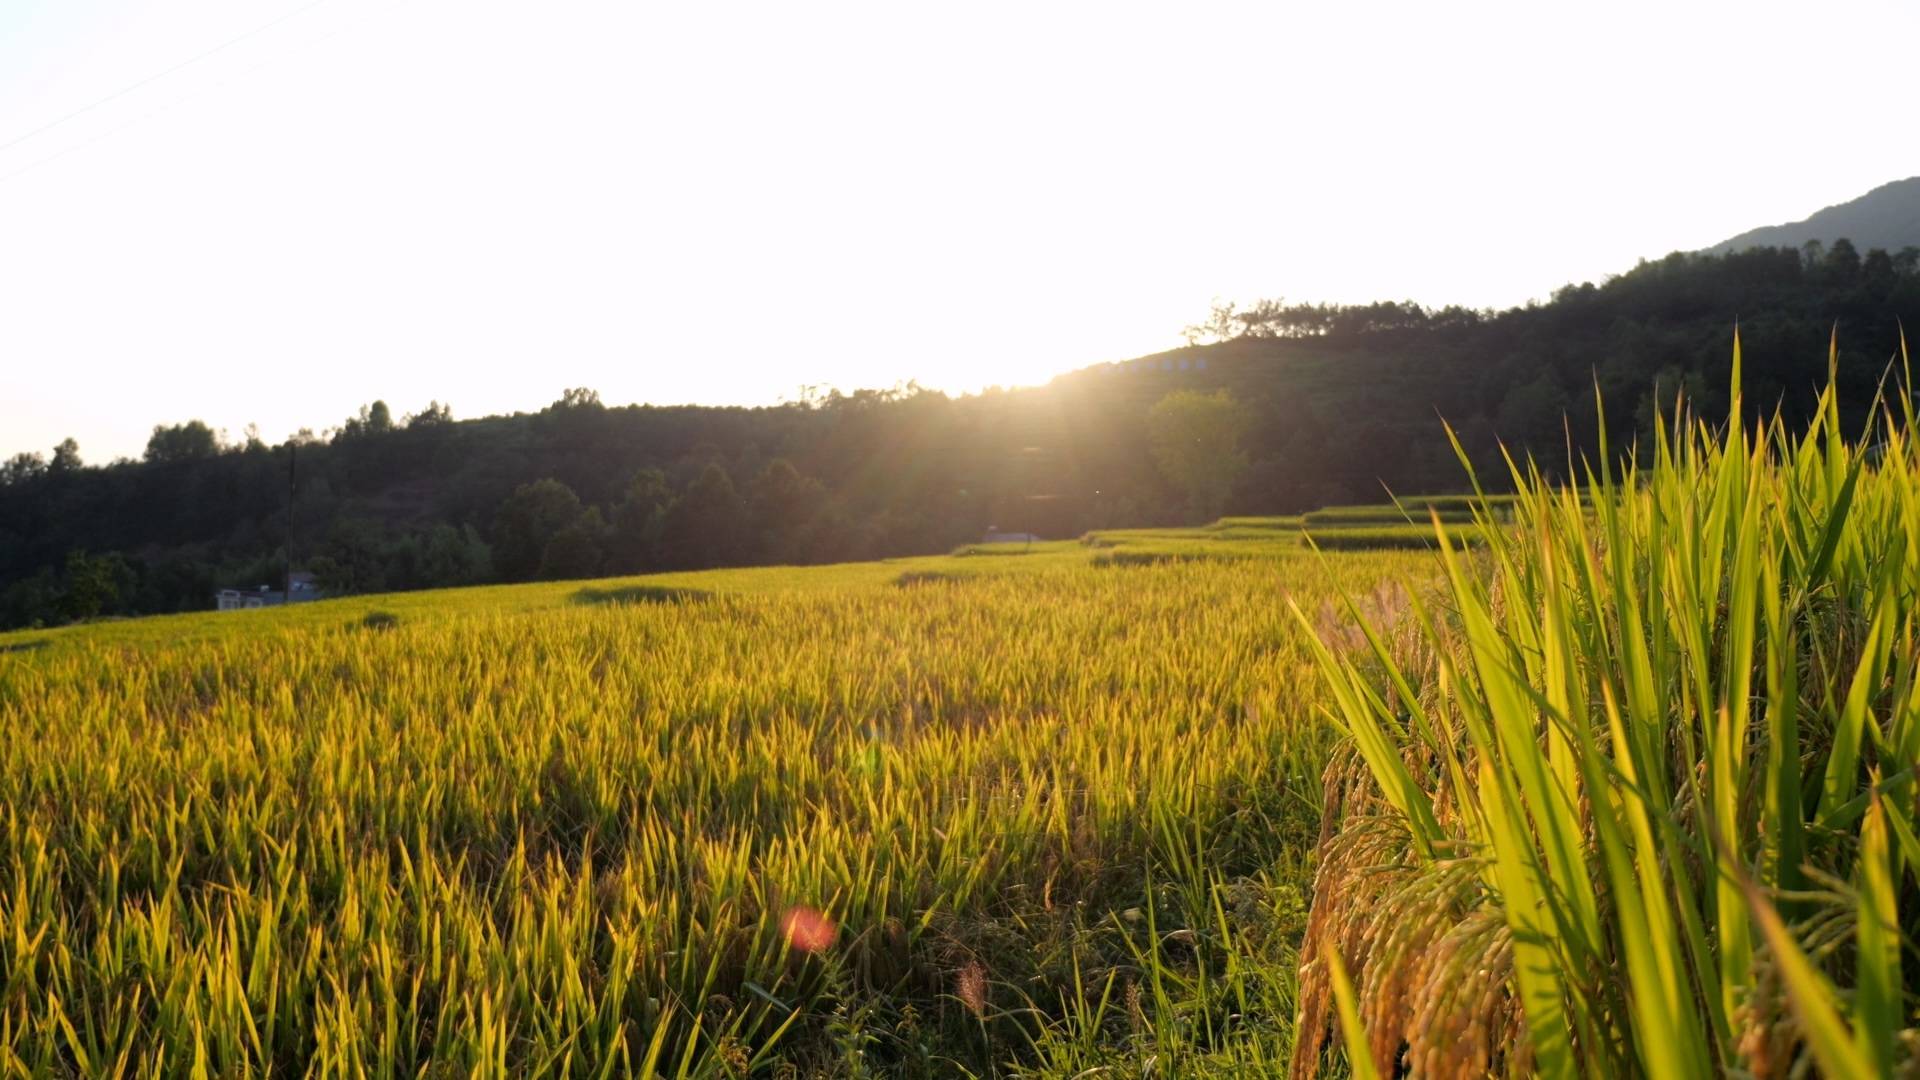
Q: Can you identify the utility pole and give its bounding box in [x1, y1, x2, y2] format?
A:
[286, 442, 296, 602]
[1021, 445, 1042, 552]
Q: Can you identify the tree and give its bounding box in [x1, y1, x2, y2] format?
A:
[654, 464, 747, 569]
[1801, 239, 1826, 275]
[492, 479, 586, 581]
[419, 524, 491, 586]
[553, 387, 603, 411]
[310, 518, 393, 595]
[407, 401, 453, 428]
[144, 421, 220, 464]
[1183, 300, 1243, 345]
[1495, 370, 1572, 454]
[749, 459, 825, 563]
[1148, 389, 1251, 521]
[1636, 366, 1711, 438]
[339, 401, 394, 440]
[609, 468, 671, 572]
[1, 452, 46, 486]
[1825, 238, 1862, 286]
[49, 439, 81, 475]
[59, 550, 131, 622]
[1, 568, 59, 628]
[1863, 247, 1896, 295]
[538, 508, 607, 580]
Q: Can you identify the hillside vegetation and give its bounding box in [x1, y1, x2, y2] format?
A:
[11, 241, 1920, 629]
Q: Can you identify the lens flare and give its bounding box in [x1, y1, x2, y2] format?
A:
[782, 906, 837, 953]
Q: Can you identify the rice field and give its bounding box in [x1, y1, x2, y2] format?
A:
[0, 537, 1428, 1077]
[4, 355, 1918, 1076]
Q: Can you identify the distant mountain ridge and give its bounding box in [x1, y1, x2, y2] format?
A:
[1706, 176, 1920, 254]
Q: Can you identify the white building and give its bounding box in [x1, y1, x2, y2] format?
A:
[215, 572, 323, 611]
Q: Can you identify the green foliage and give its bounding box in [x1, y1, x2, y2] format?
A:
[143, 419, 221, 464]
[406, 399, 453, 428]
[1148, 389, 1251, 521]
[1636, 365, 1714, 436]
[310, 517, 392, 594]
[0, 550, 135, 627]
[56, 550, 131, 622]
[553, 386, 604, 411]
[337, 400, 394, 439]
[608, 468, 671, 573]
[537, 507, 608, 580]
[748, 458, 826, 564]
[313, 520, 494, 597]
[418, 522, 493, 587]
[0, 451, 47, 486]
[654, 463, 747, 570]
[492, 478, 590, 582]
[1293, 342, 1920, 1076]
[48, 438, 80, 475]
[1495, 369, 1571, 450]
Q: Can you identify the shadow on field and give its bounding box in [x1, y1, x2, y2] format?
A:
[354, 611, 402, 632]
[0, 639, 48, 654]
[572, 585, 712, 606]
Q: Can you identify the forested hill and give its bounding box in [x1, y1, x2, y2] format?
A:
[1705, 176, 1920, 254]
[7, 240, 1920, 628]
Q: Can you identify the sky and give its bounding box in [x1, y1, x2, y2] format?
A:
[2, 0, 1918, 463]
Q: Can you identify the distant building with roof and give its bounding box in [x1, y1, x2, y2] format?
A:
[216, 571, 323, 611]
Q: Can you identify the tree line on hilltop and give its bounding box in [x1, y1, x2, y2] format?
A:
[6, 239, 1920, 628]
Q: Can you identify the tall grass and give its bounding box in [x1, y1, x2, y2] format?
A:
[1293, 336, 1920, 1076]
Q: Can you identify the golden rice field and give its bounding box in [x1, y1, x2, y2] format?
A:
[0, 534, 1427, 1077]
[5, 358, 1919, 1077]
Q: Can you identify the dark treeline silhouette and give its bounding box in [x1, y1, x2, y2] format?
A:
[5, 240, 1920, 628]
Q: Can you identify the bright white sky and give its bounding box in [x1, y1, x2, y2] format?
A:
[2, 0, 1917, 463]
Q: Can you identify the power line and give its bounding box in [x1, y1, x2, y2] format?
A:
[0, 0, 340, 157]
